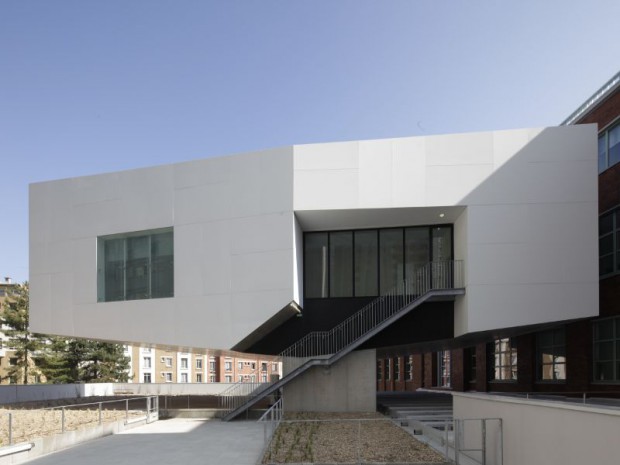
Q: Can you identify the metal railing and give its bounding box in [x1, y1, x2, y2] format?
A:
[454, 418, 503, 465]
[280, 260, 463, 374]
[219, 261, 464, 420]
[258, 397, 283, 452]
[218, 380, 271, 413]
[0, 396, 158, 447]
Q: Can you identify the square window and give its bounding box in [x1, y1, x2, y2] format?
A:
[97, 228, 173, 302]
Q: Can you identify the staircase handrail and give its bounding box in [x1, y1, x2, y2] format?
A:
[280, 260, 463, 360]
[220, 259, 464, 419]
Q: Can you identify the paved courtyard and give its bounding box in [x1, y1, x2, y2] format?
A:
[28, 419, 265, 465]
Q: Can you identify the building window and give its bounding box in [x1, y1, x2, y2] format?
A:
[180, 373, 188, 383]
[143, 357, 151, 368]
[261, 374, 267, 382]
[238, 375, 243, 382]
[599, 209, 620, 276]
[384, 358, 391, 380]
[180, 358, 188, 369]
[304, 226, 452, 299]
[238, 361, 243, 370]
[225, 360, 232, 371]
[467, 347, 477, 383]
[406, 355, 413, 381]
[261, 362, 268, 372]
[593, 316, 620, 382]
[196, 373, 202, 383]
[9, 358, 17, 366]
[376, 359, 383, 381]
[224, 375, 232, 383]
[209, 375, 216, 383]
[437, 350, 451, 387]
[97, 228, 173, 302]
[490, 338, 517, 381]
[143, 373, 152, 383]
[164, 372, 172, 382]
[537, 329, 566, 381]
[196, 358, 203, 370]
[598, 122, 620, 173]
[209, 359, 216, 372]
[164, 357, 173, 367]
[394, 357, 401, 381]
[272, 363, 278, 373]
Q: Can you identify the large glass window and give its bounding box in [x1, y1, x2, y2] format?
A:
[490, 338, 517, 381]
[537, 329, 566, 381]
[379, 229, 404, 294]
[330, 232, 353, 297]
[598, 122, 620, 173]
[304, 225, 452, 298]
[98, 228, 173, 302]
[305, 233, 328, 298]
[599, 209, 620, 276]
[405, 228, 430, 281]
[354, 230, 378, 296]
[593, 316, 620, 382]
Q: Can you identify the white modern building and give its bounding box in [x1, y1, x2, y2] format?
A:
[29, 125, 598, 414]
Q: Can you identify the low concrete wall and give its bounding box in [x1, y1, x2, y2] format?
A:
[284, 349, 376, 412]
[453, 392, 620, 465]
[0, 383, 235, 404]
[0, 384, 116, 404]
[111, 383, 233, 396]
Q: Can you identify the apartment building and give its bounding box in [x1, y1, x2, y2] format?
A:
[126, 346, 280, 384]
[29, 121, 598, 412]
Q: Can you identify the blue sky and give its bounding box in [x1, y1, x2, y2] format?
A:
[1, 1, 619, 283]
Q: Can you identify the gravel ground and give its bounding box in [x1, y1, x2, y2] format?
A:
[262, 412, 445, 464]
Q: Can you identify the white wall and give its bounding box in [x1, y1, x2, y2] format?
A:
[283, 350, 376, 412]
[293, 125, 599, 335]
[30, 147, 296, 350]
[30, 126, 598, 350]
[453, 393, 620, 465]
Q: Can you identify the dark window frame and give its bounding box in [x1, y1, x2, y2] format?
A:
[97, 227, 174, 302]
[489, 338, 518, 382]
[598, 119, 620, 173]
[593, 316, 620, 383]
[303, 224, 454, 300]
[536, 328, 566, 383]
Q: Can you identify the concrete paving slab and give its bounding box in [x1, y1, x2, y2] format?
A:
[27, 419, 265, 465]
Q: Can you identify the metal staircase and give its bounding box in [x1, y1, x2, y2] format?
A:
[219, 260, 464, 421]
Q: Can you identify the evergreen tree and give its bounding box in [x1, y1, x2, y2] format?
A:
[1, 283, 132, 384]
[38, 336, 73, 383]
[78, 340, 131, 383]
[41, 338, 131, 383]
[0, 282, 44, 384]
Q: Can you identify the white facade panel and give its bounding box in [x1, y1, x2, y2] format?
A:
[292, 125, 598, 334]
[30, 125, 598, 349]
[30, 147, 296, 350]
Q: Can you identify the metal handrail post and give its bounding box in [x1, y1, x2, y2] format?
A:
[8, 412, 12, 445]
[99, 402, 102, 424]
[481, 419, 487, 465]
[61, 407, 66, 433]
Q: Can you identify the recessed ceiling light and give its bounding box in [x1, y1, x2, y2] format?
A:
[439, 213, 445, 218]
